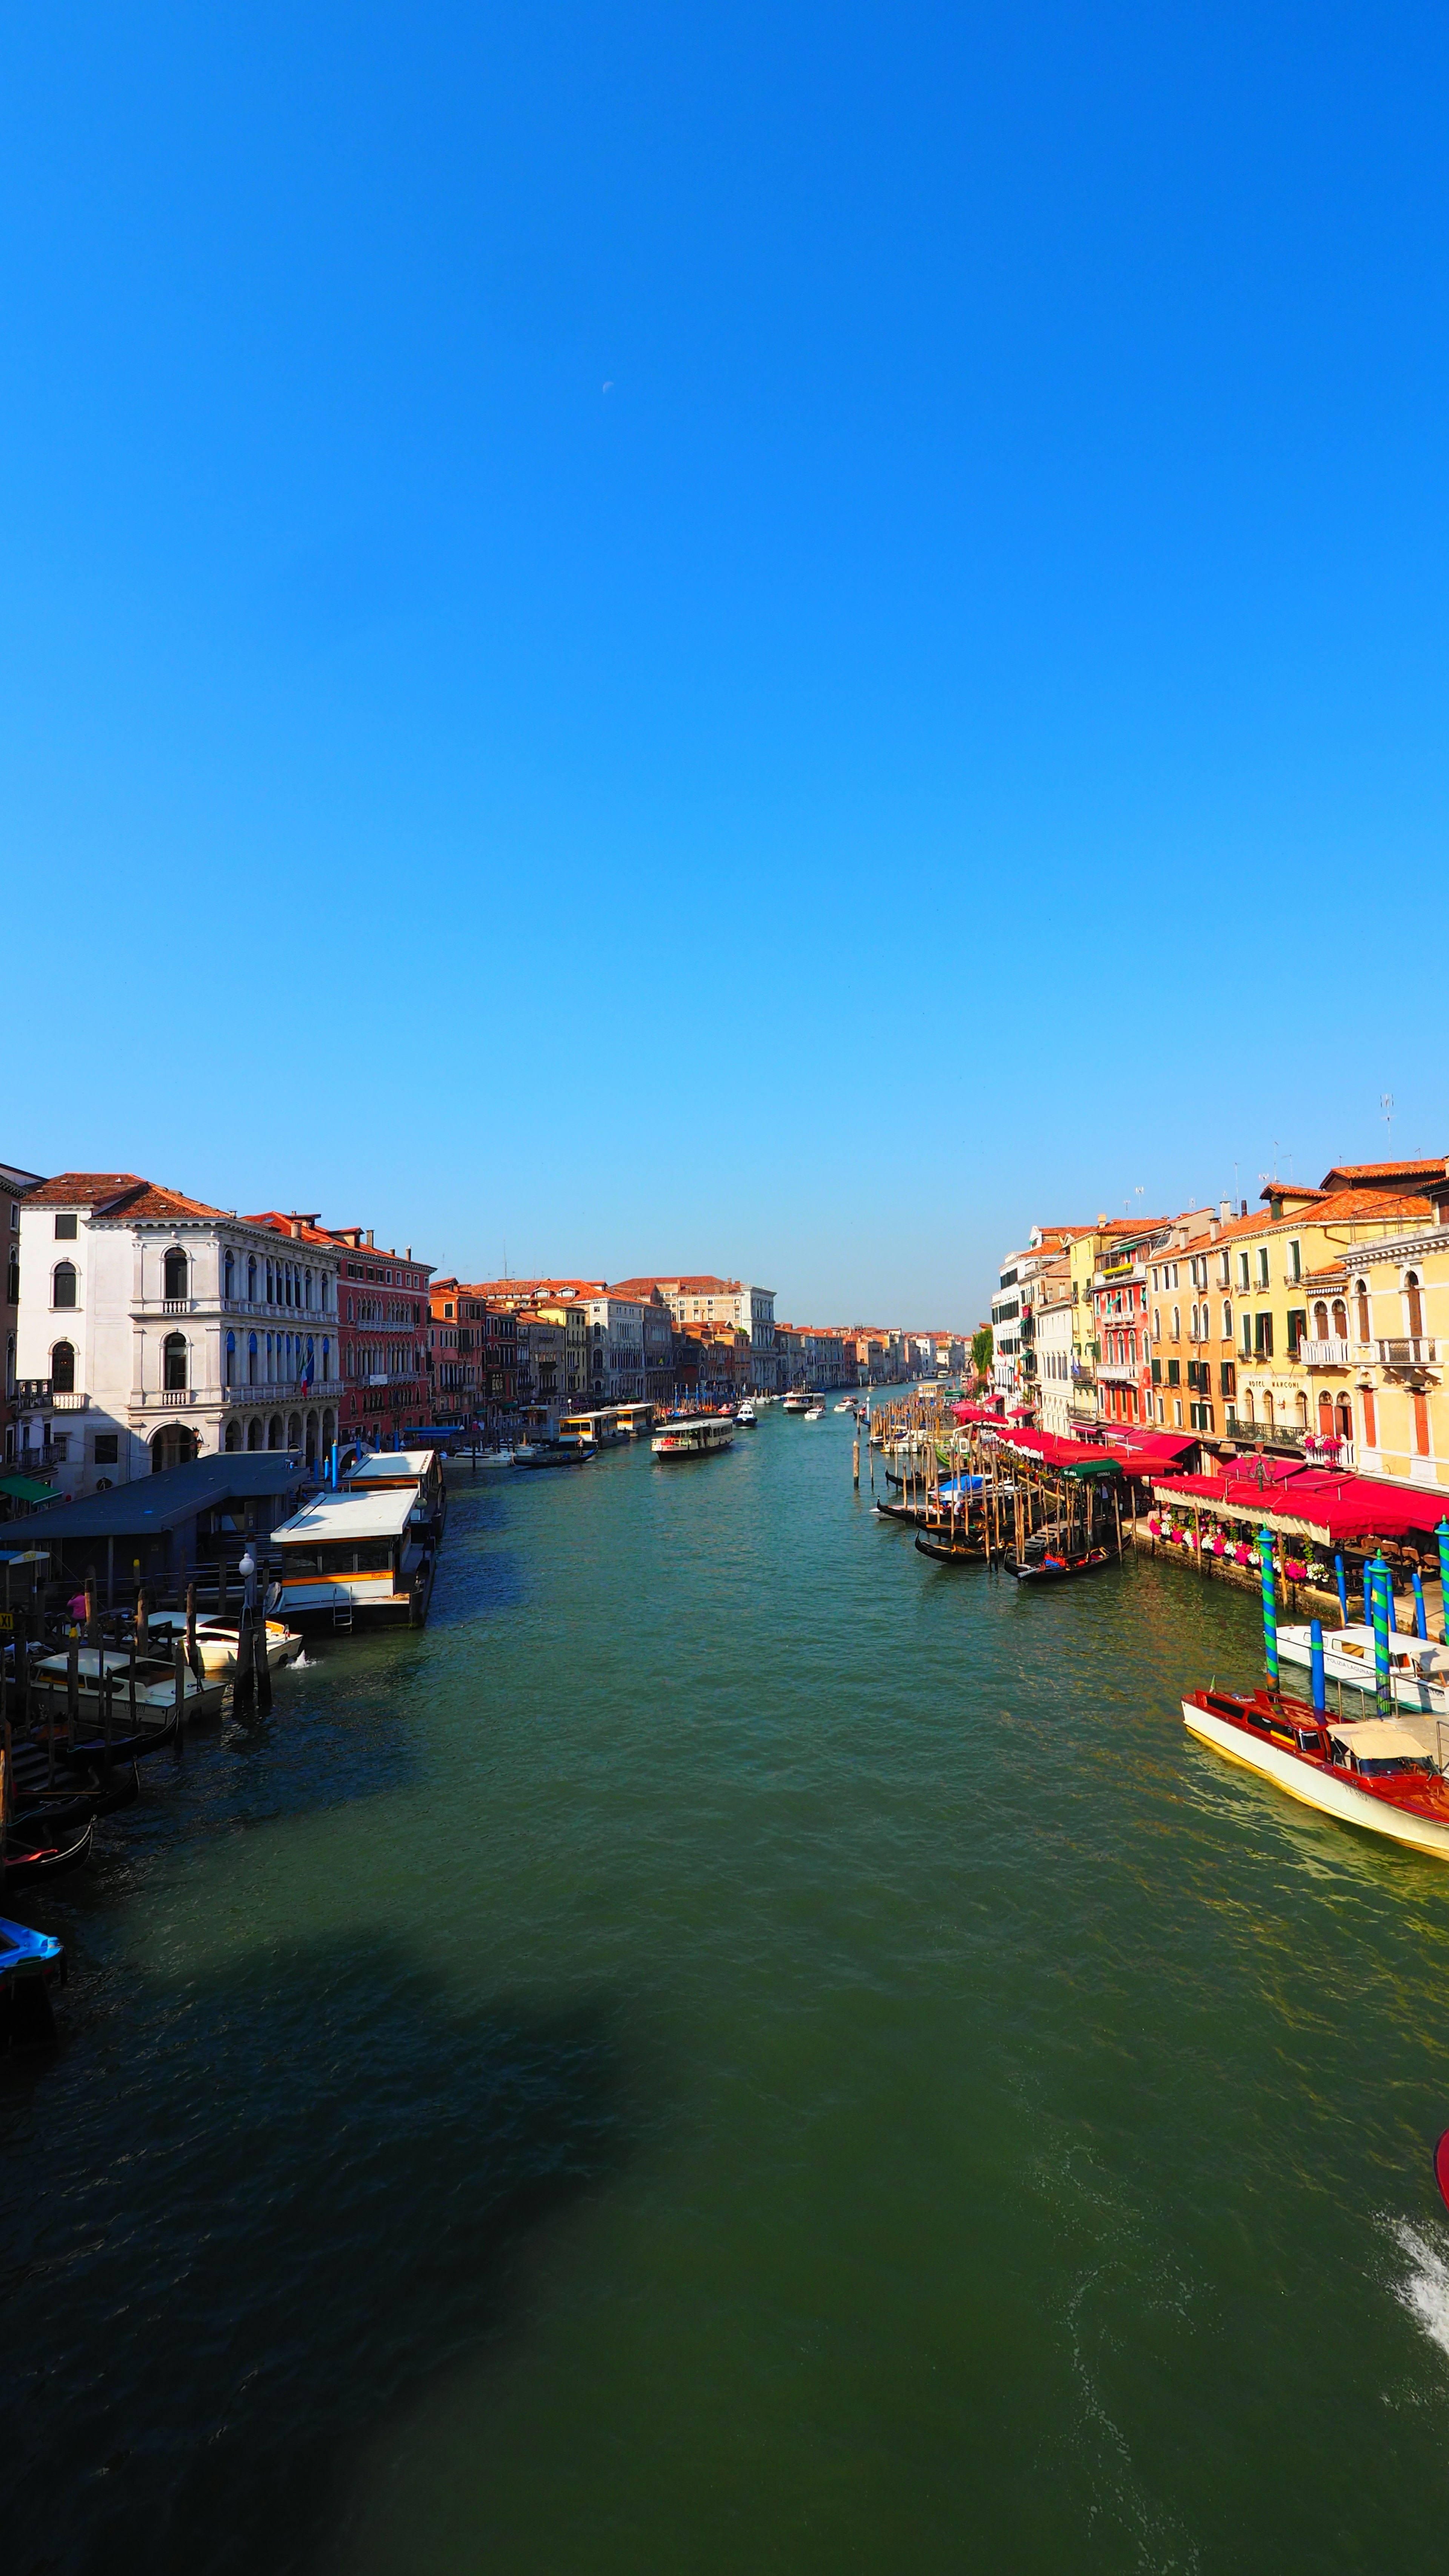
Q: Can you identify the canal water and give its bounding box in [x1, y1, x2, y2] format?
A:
[8, 1410, 1449, 2573]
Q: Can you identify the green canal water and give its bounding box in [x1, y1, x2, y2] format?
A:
[8, 1410, 1449, 2573]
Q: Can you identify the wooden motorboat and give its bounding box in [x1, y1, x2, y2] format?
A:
[1182, 1683, 1449, 1861]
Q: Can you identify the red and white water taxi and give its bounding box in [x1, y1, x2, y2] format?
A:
[1182, 1685, 1449, 1862]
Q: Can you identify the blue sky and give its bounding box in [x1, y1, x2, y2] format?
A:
[5, 3, 1447, 1326]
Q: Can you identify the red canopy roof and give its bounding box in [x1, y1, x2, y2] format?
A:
[1096, 1427, 1198, 1471]
[951, 1400, 1004, 1424]
[985, 1425, 1121, 1469]
[1151, 1463, 1449, 1544]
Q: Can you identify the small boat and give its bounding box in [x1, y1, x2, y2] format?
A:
[147, 1612, 304, 1677]
[511, 1440, 596, 1468]
[1182, 1685, 1449, 1862]
[7, 1733, 139, 1818]
[803, 1404, 826, 1421]
[833, 1401, 853, 1413]
[1004, 1544, 1114, 1583]
[32, 1647, 224, 1722]
[652, 1416, 735, 1459]
[0, 1915, 67, 2045]
[736, 1402, 758, 1427]
[2, 1810, 94, 1889]
[874, 1498, 928, 1525]
[914, 1532, 986, 1564]
[1277, 1622, 1449, 1717]
[782, 1392, 811, 1414]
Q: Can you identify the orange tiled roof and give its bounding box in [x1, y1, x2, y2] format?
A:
[1320, 1157, 1447, 1189]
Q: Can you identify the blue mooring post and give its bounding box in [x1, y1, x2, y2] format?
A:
[1309, 1617, 1326, 1715]
[1371, 1555, 1393, 1718]
[1413, 1568, 1429, 1641]
[1258, 1529, 1279, 1690]
[1438, 1520, 1449, 1644]
[1387, 1571, 1398, 1634]
[1335, 1551, 1348, 1625]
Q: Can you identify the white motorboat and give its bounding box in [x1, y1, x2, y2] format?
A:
[148, 1612, 304, 1678]
[33, 1646, 223, 1719]
[833, 1401, 853, 1413]
[803, 1404, 826, 1421]
[1277, 1621, 1449, 1718]
[782, 1391, 811, 1414]
[736, 1402, 757, 1426]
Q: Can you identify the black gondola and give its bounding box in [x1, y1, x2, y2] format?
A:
[3, 1812, 94, 1889]
[1003, 1544, 1114, 1583]
[914, 1533, 987, 1565]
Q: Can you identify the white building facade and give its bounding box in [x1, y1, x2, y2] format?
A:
[16, 1174, 344, 1499]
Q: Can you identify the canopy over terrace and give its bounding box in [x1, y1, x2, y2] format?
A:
[1150, 1463, 1449, 1550]
[1094, 1427, 1199, 1474]
[983, 1424, 1123, 1476]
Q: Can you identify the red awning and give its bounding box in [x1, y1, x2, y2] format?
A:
[1097, 1427, 1198, 1471]
[1151, 1462, 1449, 1545]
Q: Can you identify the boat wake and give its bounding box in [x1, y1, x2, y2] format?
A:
[289, 1651, 316, 1671]
[1388, 2218, 1449, 2361]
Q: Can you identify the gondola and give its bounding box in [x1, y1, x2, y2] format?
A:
[914, 1532, 987, 1565]
[3, 1811, 94, 1889]
[8, 1733, 141, 1818]
[1003, 1544, 1114, 1583]
[874, 1498, 928, 1525]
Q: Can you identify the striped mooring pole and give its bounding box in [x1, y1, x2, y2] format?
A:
[1363, 1559, 1373, 1627]
[1258, 1529, 1278, 1691]
[1412, 1568, 1429, 1642]
[1438, 1521, 1449, 1644]
[1371, 1554, 1393, 1719]
[1335, 1552, 1348, 1626]
[1309, 1617, 1326, 1716]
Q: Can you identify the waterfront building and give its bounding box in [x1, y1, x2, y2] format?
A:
[1033, 1272, 1077, 1437]
[1349, 1207, 1449, 1490]
[611, 1276, 777, 1393]
[15, 1174, 345, 1497]
[0, 1157, 44, 1499]
[992, 1227, 1091, 1416]
[280, 1220, 432, 1455]
[429, 1277, 479, 1416]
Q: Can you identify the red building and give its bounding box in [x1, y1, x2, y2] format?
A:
[249, 1216, 434, 1452]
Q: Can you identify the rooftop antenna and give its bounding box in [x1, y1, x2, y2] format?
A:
[1381, 1092, 1394, 1147]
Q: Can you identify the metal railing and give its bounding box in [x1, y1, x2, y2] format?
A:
[1377, 1337, 1438, 1369]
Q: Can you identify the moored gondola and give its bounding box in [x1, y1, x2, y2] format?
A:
[1003, 1544, 1114, 1583]
[2, 1810, 94, 1889]
[914, 1532, 987, 1565]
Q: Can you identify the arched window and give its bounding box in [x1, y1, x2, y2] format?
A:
[1406, 1272, 1424, 1338]
[1355, 1281, 1371, 1343]
[1361, 1387, 1377, 1448]
[162, 1331, 188, 1392]
[1221, 1300, 1232, 1340]
[1336, 1396, 1353, 1441]
[52, 1261, 77, 1308]
[1318, 1392, 1334, 1435]
[224, 1249, 235, 1299]
[247, 1254, 257, 1301]
[225, 1328, 236, 1387]
[51, 1339, 75, 1394]
[1332, 1298, 1348, 1339]
[266, 1260, 274, 1303]
[248, 1330, 258, 1385]
[321, 1336, 331, 1381]
[163, 1247, 188, 1300]
[1314, 1303, 1329, 1339]
[305, 1269, 313, 1309]
[224, 1417, 242, 1452]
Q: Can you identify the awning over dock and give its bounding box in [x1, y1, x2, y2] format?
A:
[1149, 1461, 1449, 1547]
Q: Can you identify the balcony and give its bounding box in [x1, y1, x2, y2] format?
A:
[1376, 1338, 1438, 1372]
[52, 1390, 89, 1410]
[1096, 1361, 1139, 1385]
[1301, 1338, 1352, 1368]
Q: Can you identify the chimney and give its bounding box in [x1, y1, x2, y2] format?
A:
[366, 1228, 374, 1247]
[290, 1215, 301, 1239]
[405, 1246, 412, 1260]
[1240, 1198, 1247, 1216]
[1209, 1215, 1221, 1241]
[1219, 1198, 1231, 1223]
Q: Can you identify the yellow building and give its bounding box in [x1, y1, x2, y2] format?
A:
[1203, 1177, 1442, 1460]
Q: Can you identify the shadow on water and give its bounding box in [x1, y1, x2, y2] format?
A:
[2, 1936, 630, 2576]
